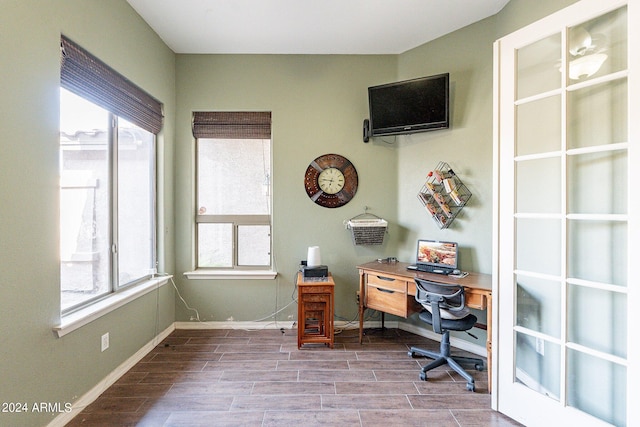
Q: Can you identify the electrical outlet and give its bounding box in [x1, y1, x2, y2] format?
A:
[101, 333, 109, 352]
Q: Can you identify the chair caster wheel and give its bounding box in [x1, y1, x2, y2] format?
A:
[419, 372, 427, 381]
[466, 382, 475, 392]
[408, 351, 416, 358]
[475, 363, 484, 371]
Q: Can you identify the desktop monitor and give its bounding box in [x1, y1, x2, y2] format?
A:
[415, 239, 458, 274]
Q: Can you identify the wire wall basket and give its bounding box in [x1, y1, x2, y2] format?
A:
[345, 210, 388, 246]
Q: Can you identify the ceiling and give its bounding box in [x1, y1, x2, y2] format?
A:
[126, 0, 511, 55]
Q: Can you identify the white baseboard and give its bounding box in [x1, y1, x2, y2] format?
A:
[174, 320, 297, 330]
[47, 323, 175, 427]
[175, 319, 486, 358]
[174, 320, 375, 330]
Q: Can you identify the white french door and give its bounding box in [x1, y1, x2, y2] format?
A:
[494, 0, 638, 425]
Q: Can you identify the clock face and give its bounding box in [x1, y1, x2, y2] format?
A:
[304, 154, 358, 208]
[318, 167, 345, 194]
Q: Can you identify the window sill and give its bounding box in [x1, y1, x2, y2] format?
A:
[54, 275, 172, 338]
[184, 270, 278, 280]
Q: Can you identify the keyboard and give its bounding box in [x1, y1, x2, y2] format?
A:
[408, 264, 454, 275]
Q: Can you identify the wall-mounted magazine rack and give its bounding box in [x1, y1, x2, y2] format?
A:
[417, 161, 472, 229]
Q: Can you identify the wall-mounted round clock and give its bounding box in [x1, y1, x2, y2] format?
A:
[304, 154, 358, 208]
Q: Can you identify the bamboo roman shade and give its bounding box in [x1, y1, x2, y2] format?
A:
[60, 35, 164, 134]
[192, 111, 272, 139]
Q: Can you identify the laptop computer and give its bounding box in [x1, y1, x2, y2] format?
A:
[408, 239, 459, 275]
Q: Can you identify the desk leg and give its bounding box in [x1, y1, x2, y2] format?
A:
[358, 270, 364, 344]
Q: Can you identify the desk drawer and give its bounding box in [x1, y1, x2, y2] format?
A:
[366, 274, 407, 292]
[466, 292, 487, 310]
[366, 284, 407, 317]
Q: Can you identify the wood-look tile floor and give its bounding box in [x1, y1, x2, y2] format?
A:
[67, 327, 522, 426]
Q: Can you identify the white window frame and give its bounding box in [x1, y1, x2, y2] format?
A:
[56, 35, 167, 333]
[186, 112, 275, 280]
[59, 97, 159, 315]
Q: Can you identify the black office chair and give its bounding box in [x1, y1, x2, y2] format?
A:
[408, 278, 484, 391]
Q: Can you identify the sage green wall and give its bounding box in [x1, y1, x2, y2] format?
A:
[395, 0, 579, 272]
[174, 54, 399, 322]
[395, 18, 496, 275]
[495, 0, 579, 37]
[172, 0, 581, 326]
[0, 1, 175, 426]
[391, 0, 579, 340]
[0, 0, 587, 425]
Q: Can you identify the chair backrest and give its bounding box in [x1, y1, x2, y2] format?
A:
[414, 278, 468, 333]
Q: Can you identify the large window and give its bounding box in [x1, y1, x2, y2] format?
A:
[59, 36, 162, 313]
[193, 112, 272, 270]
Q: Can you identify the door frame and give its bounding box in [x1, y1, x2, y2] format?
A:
[492, 0, 638, 425]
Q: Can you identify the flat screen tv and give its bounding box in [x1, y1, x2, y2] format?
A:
[367, 73, 449, 137]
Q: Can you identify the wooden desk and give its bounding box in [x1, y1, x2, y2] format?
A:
[297, 273, 335, 349]
[357, 261, 492, 391]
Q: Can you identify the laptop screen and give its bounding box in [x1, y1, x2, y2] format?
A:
[416, 239, 458, 270]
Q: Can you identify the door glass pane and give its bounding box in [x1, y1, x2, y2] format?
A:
[516, 275, 561, 338]
[567, 220, 626, 286]
[516, 157, 561, 213]
[516, 218, 561, 276]
[567, 349, 626, 426]
[117, 120, 155, 286]
[567, 150, 627, 215]
[198, 223, 233, 267]
[567, 7, 627, 83]
[515, 332, 560, 401]
[503, 4, 629, 426]
[60, 89, 110, 311]
[567, 79, 627, 149]
[238, 225, 270, 266]
[568, 285, 626, 358]
[517, 33, 561, 99]
[516, 95, 561, 156]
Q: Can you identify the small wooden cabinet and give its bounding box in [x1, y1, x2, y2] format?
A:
[297, 273, 334, 349]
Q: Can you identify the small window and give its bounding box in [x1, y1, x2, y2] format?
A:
[193, 112, 272, 270]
